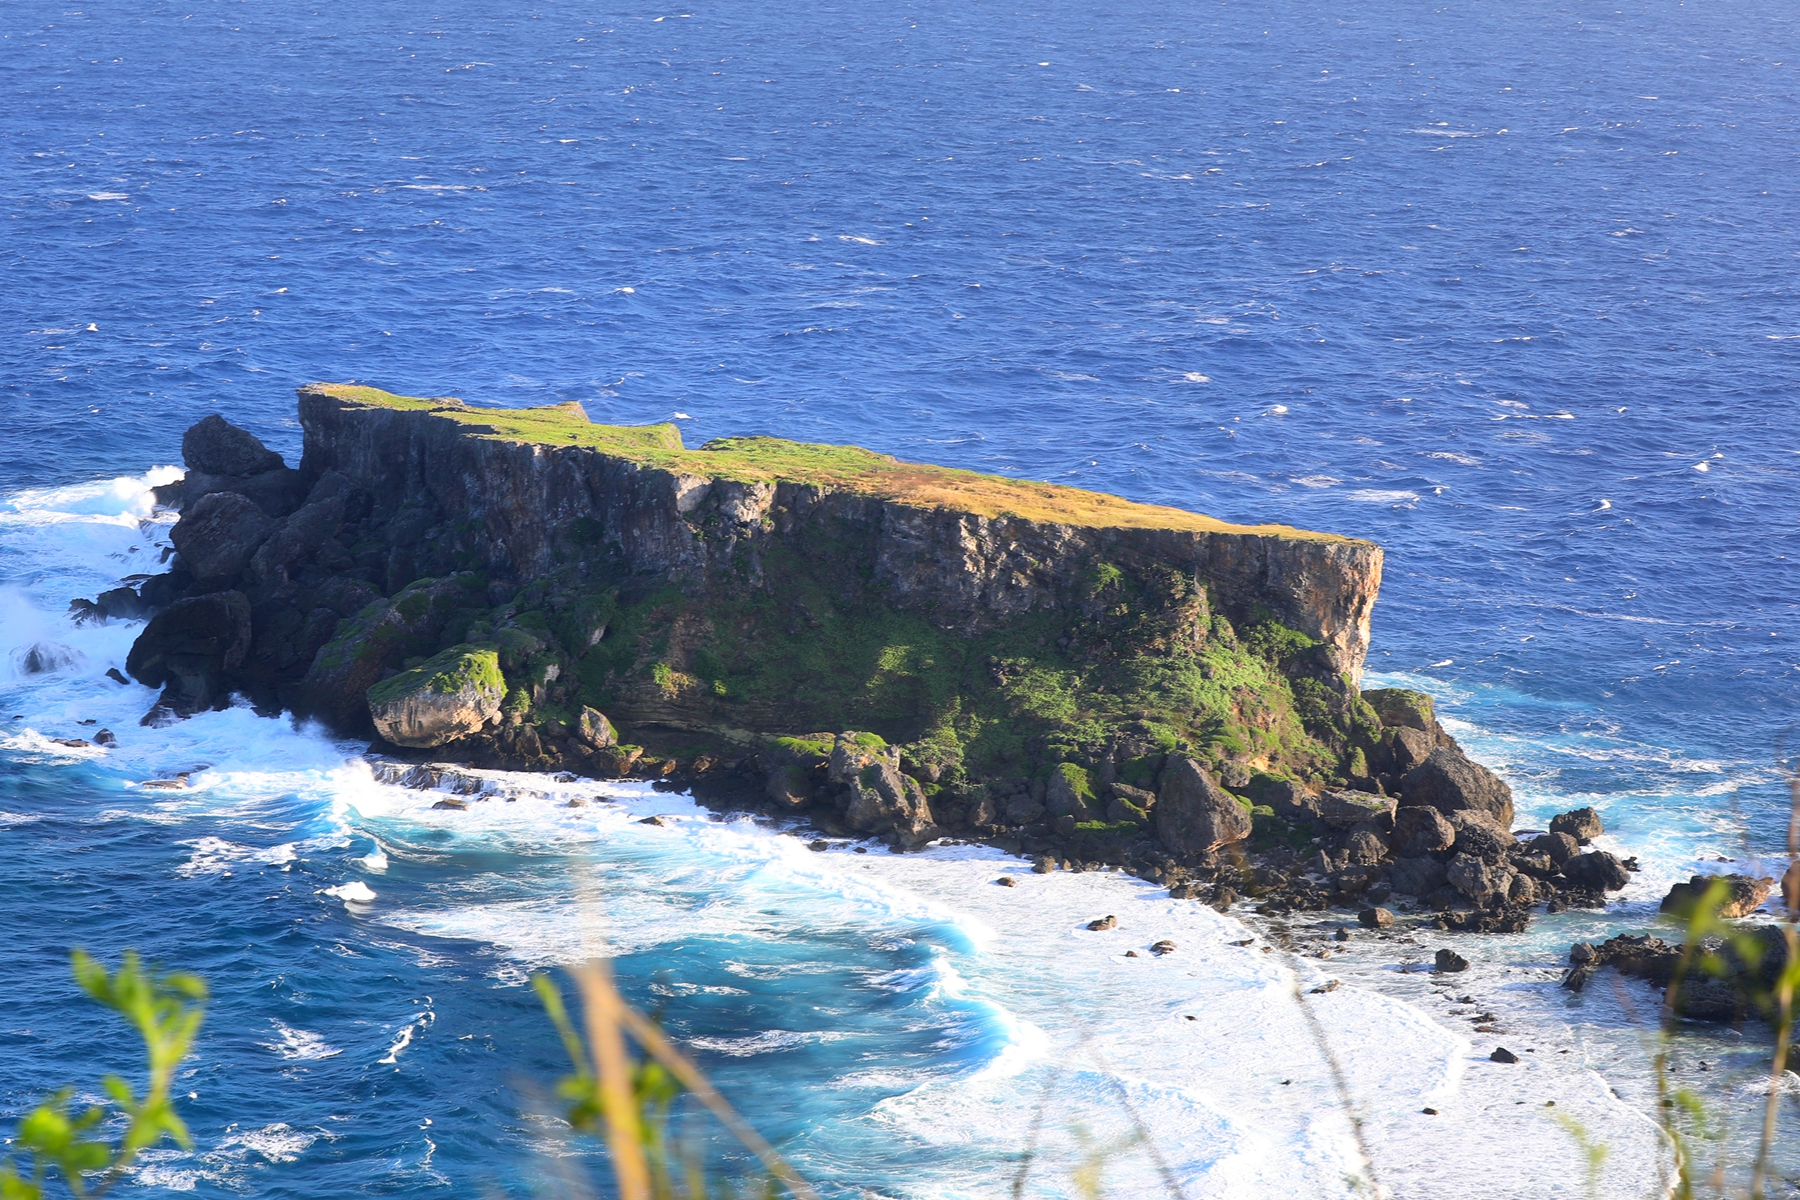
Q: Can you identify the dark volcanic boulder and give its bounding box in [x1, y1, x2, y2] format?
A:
[245, 495, 346, 593]
[1155, 758, 1251, 856]
[1562, 850, 1630, 893]
[1399, 747, 1514, 827]
[1447, 853, 1512, 906]
[169, 491, 273, 584]
[294, 574, 487, 733]
[1383, 725, 1434, 773]
[1316, 789, 1395, 830]
[1445, 811, 1516, 861]
[1550, 807, 1603, 844]
[1660, 874, 1774, 920]
[1393, 806, 1455, 856]
[125, 591, 252, 716]
[1387, 855, 1449, 897]
[829, 735, 935, 841]
[183, 414, 284, 477]
[1044, 763, 1100, 821]
[1530, 831, 1580, 866]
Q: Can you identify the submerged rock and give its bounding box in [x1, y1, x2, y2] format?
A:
[367, 644, 506, 748]
[13, 642, 83, 675]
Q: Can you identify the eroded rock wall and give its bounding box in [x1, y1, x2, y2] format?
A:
[295, 386, 1382, 685]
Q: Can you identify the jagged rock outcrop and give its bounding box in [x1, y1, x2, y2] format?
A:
[125, 591, 252, 718]
[1564, 927, 1794, 1021]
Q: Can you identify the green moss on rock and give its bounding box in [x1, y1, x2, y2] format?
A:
[368, 643, 504, 707]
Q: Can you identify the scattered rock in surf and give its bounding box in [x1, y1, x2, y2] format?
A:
[1435, 948, 1470, 973]
[1569, 941, 1597, 965]
[94, 729, 116, 746]
[1168, 880, 1203, 899]
[809, 839, 830, 851]
[565, 798, 586, 808]
[1358, 906, 1394, 928]
[638, 815, 665, 826]
[1032, 856, 1055, 874]
[1150, 939, 1177, 956]
[140, 777, 189, 790]
[1124, 950, 1139, 957]
[1561, 850, 1630, 893]
[853, 846, 867, 854]
[431, 797, 469, 810]
[995, 875, 1016, 887]
[1183, 1014, 1196, 1021]
[1660, 873, 1774, 920]
[1086, 915, 1117, 931]
[1490, 1047, 1520, 1064]
[1309, 979, 1341, 995]
[1212, 886, 1237, 911]
[1421, 1107, 1438, 1115]
[1333, 928, 1351, 942]
[50, 737, 93, 749]
[1550, 807, 1603, 844]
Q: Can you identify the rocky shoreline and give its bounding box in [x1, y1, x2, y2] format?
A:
[67, 391, 1662, 941]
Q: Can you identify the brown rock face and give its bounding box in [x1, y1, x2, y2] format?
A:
[1399, 747, 1515, 828]
[1660, 874, 1774, 920]
[1550, 807, 1603, 844]
[1154, 758, 1251, 855]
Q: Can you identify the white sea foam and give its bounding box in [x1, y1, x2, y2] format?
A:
[219, 1122, 319, 1163]
[348, 776, 1665, 1197]
[323, 880, 378, 903]
[0, 473, 1706, 1197]
[260, 1020, 344, 1061]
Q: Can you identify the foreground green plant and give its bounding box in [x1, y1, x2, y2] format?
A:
[535, 960, 818, 1200]
[0, 952, 206, 1200]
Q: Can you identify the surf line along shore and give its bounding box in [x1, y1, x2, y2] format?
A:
[78, 383, 1645, 941]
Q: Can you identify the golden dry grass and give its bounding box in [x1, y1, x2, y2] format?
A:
[304, 383, 1346, 540]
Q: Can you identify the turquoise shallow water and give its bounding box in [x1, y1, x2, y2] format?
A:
[3, 0, 1799, 1195]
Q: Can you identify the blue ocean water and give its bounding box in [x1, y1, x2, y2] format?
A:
[3, 0, 1799, 1196]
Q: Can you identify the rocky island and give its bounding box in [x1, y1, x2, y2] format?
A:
[92, 384, 1642, 927]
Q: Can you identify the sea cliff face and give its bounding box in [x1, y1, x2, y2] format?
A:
[294, 385, 1382, 681]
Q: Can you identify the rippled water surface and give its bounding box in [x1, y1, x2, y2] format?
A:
[3, 0, 1799, 1196]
